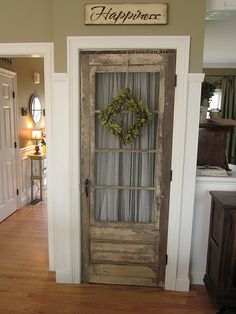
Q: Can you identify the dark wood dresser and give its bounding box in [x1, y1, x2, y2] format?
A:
[204, 191, 236, 306]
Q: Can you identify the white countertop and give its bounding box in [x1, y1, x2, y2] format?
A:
[196, 171, 236, 182]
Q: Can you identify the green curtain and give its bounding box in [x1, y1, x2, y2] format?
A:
[221, 76, 236, 164]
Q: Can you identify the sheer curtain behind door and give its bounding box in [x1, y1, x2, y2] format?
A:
[221, 76, 236, 164]
[95, 72, 160, 223]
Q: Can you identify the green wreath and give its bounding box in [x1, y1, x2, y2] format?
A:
[99, 88, 152, 144]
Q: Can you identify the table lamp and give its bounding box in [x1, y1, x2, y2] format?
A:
[32, 129, 41, 155]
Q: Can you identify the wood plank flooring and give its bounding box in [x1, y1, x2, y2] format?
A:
[0, 202, 217, 314]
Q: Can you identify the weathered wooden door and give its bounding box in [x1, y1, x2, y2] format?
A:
[0, 69, 18, 222]
[80, 51, 176, 287]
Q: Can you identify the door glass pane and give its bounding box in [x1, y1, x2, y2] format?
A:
[95, 113, 158, 149]
[95, 152, 156, 187]
[95, 72, 159, 111]
[95, 189, 155, 223]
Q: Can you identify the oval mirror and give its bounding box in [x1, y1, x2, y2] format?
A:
[29, 94, 42, 125]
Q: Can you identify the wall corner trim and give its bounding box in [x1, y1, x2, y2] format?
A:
[174, 72, 204, 290]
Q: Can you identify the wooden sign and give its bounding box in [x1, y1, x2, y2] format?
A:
[85, 4, 168, 25]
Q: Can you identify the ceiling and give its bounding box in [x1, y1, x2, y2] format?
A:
[203, 9, 236, 68]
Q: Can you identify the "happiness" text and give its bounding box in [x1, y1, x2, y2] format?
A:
[85, 4, 168, 25]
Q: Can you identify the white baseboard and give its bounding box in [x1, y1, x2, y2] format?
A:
[21, 193, 30, 207]
[190, 272, 204, 285]
[175, 278, 190, 291]
[56, 271, 73, 284]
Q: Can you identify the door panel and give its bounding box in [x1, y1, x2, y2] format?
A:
[80, 51, 176, 287]
[6, 161, 15, 200]
[91, 264, 157, 286]
[0, 71, 17, 222]
[90, 240, 156, 263]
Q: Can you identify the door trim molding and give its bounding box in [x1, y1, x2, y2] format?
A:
[68, 36, 195, 290]
[176, 73, 205, 291]
[0, 42, 55, 271]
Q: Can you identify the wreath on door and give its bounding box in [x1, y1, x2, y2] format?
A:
[99, 88, 152, 144]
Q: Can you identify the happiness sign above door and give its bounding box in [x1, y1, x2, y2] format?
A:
[85, 4, 168, 25]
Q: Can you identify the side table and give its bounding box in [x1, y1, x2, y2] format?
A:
[27, 154, 46, 204]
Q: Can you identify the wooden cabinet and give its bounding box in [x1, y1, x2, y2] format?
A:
[204, 191, 236, 305]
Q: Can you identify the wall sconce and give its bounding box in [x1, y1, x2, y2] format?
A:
[21, 107, 27, 116]
[32, 129, 42, 155]
[33, 72, 40, 84]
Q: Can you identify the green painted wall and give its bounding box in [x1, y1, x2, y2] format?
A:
[0, 0, 52, 42]
[203, 68, 236, 76]
[0, 0, 206, 73]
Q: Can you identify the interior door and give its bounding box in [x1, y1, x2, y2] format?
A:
[80, 51, 176, 287]
[0, 69, 18, 222]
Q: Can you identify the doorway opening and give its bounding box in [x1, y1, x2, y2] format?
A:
[80, 50, 176, 287]
[0, 43, 54, 271]
[0, 57, 47, 210]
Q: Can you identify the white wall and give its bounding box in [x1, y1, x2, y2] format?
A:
[207, 0, 236, 11]
[203, 12, 236, 67]
[52, 74, 72, 283]
[190, 173, 236, 284]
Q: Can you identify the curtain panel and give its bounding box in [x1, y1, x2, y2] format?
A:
[221, 76, 236, 164]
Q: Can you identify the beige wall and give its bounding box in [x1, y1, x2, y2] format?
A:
[0, 0, 206, 73]
[53, 0, 206, 72]
[0, 58, 45, 148]
[203, 68, 236, 76]
[0, 0, 52, 43]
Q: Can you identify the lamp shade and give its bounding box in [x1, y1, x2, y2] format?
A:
[32, 129, 41, 140]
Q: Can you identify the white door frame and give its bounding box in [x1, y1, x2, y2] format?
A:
[0, 43, 55, 271]
[67, 36, 192, 290]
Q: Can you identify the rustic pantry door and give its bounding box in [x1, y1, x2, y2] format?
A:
[80, 51, 176, 287]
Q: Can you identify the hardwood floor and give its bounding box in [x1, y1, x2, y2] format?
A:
[0, 202, 217, 314]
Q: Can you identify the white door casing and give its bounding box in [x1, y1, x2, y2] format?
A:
[0, 68, 18, 222]
[67, 36, 204, 291]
